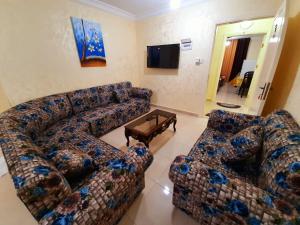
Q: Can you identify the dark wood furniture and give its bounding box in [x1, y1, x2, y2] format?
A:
[125, 109, 177, 147]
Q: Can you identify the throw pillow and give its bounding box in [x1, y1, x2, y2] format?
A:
[45, 148, 95, 183]
[114, 89, 130, 103]
[223, 125, 263, 162]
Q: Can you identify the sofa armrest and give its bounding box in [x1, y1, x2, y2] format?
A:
[207, 110, 262, 134]
[11, 158, 72, 220]
[125, 142, 153, 173]
[130, 87, 153, 100]
[39, 160, 147, 225]
[169, 155, 298, 224]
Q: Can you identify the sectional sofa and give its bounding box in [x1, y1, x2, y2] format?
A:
[170, 110, 300, 224]
[0, 81, 153, 225]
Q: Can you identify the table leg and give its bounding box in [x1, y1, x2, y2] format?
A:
[173, 119, 177, 132]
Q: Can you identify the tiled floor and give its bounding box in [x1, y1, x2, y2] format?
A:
[205, 83, 256, 115]
[216, 82, 246, 106]
[0, 107, 208, 225]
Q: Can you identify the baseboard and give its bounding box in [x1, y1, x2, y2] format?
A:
[150, 104, 202, 117]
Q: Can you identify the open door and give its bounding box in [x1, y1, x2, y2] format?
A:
[250, 0, 288, 114]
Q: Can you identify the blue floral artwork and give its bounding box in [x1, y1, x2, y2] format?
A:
[71, 17, 106, 67]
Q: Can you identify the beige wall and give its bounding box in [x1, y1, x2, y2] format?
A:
[0, 0, 139, 107]
[137, 0, 280, 115]
[0, 83, 11, 113]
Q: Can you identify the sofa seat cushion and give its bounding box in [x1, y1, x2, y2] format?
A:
[45, 146, 96, 184]
[35, 116, 89, 148]
[114, 88, 130, 103]
[81, 98, 150, 137]
[189, 128, 231, 162]
[83, 108, 119, 137]
[58, 133, 125, 168]
[224, 125, 263, 162]
[188, 127, 260, 184]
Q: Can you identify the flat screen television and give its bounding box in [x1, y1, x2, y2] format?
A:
[147, 44, 180, 68]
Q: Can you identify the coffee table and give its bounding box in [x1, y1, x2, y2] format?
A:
[125, 109, 177, 148]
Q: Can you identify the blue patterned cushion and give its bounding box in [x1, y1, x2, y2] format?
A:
[45, 147, 95, 184]
[223, 125, 263, 162]
[114, 89, 130, 103]
[67, 87, 101, 114]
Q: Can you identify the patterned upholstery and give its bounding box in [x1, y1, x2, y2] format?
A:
[130, 87, 153, 100]
[225, 125, 263, 162]
[170, 109, 300, 224]
[81, 98, 150, 137]
[114, 88, 130, 103]
[67, 87, 101, 114]
[0, 81, 153, 224]
[45, 146, 96, 184]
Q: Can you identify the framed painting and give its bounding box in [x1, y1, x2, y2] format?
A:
[71, 17, 106, 67]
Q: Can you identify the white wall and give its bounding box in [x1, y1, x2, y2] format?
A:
[137, 0, 280, 115]
[0, 0, 139, 107]
[247, 36, 264, 60]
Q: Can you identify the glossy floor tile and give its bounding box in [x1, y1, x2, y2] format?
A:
[0, 107, 208, 225]
[216, 82, 246, 106]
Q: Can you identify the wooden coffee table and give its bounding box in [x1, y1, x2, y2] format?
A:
[125, 109, 177, 148]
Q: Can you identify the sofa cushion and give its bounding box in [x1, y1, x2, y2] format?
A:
[81, 98, 150, 136]
[45, 147, 95, 183]
[97, 84, 115, 106]
[130, 87, 153, 100]
[35, 116, 89, 148]
[35, 94, 73, 126]
[55, 132, 125, 167]
[114, 88, 130, 103]
[67, 87, 101, 114]
[223, 125, 263, 162]
[97, 82, 132, 106]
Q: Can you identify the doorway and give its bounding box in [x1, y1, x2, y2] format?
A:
[216, 35, 264, 108]
[204, 18, 274, 115]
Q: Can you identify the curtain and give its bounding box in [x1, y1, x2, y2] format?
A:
[229, 38, 250, 81]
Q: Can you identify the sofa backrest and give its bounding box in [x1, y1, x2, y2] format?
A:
[67, 81, 132, 114]
[67, 86, 101, 114]
[3, 93, 72, 139]
[259, 110, 300, 206]
[97, 81, 132, 107]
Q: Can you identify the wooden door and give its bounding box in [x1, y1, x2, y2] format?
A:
[220, 40, 237, 81]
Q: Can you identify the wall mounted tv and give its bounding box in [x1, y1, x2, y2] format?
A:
[147, 44, 180, 69]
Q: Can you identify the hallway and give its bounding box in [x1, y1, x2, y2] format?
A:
[216, 82, 246, 106]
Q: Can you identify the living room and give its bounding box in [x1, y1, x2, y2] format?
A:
[0, 0, 300, 225]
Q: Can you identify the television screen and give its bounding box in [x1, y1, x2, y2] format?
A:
[147, 44, 180, 68]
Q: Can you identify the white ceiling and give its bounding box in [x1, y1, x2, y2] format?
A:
[76, 0, 207, 20]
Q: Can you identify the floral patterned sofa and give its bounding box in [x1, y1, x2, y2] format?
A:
[169, 109, 300, 224]
[0, 81, 153, 225]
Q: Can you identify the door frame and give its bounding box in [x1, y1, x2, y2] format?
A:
[205, 18, 274, 113]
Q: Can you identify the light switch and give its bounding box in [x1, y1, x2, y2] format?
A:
[195, 58, 203, 65]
